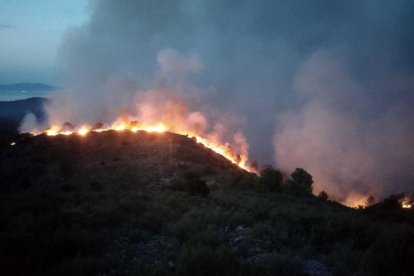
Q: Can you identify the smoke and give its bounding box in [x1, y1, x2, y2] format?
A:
[22, 0, 414, 203]
[274, 51, 414, 204]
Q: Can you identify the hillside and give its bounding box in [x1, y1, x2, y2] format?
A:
[0, 97, 47, 122]
[0, 131, 413, 275]
[0, 97, 47, 148]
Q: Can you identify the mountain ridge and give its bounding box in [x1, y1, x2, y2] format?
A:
[0, 82, 55, 92]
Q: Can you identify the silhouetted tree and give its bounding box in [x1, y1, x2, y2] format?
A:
[286, 168, 313, 196]
[317, 190, 329, 201]
[258, 165, 283, 192]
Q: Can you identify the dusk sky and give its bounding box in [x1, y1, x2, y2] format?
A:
[0, 0, 88, 83]
[2, 0, 414, 203]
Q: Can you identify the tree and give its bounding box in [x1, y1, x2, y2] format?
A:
[317, 190, 329, 201]
[286, 168, 313, 196]
[258, 166, 283, 192]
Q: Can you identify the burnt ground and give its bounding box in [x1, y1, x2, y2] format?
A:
[0, 131, 413, 276]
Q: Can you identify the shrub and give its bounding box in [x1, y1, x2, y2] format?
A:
[258, 166, 283, 192]
[258, 252, 302, 276]
[237, 173, 258, 190]
[317, 190, 329, 201]
[362, 226, 414, 276]
[177, 243, 238, 276]
[286, 168, 313, 196]
[169, 172, 210, 197]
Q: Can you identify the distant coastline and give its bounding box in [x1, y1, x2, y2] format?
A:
[0, 82, 56, 101]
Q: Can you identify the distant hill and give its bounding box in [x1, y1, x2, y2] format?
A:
[0, 130, 413, 275]
[0, 82, 56, 101]
[0, 82, 55, 92]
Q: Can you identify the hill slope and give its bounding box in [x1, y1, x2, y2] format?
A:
[1, 131, 246, 192]
[0, 131, 413, 275]
[0, 97, 47, 148]
[0, 97, 47, 122]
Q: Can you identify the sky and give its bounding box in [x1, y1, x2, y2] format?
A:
[0, 0, 88, 84]
[5, 0, 414, 204]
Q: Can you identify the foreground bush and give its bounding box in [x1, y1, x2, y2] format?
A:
[177, 243, 239, 276]
[258, 166, 283, 192]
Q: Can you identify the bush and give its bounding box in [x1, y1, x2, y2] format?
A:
[177, 243, 238, 276]
[258, 166, 283, 192]
[317, 190, 329, 201]
[362, 226, 414, 276]
[257, 253, 302, 276]
[286, 168, 313, 196]
[169, 172, 210, 197]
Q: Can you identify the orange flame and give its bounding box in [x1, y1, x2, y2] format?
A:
[39, 119, 253, 172]
[400, 197, 413, 209]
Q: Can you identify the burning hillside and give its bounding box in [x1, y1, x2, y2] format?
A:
[21, 86, 254, 173]
[3, 129, 253, 194]
[36, 119, 252, 173]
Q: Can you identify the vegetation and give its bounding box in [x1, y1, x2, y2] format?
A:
[258, 165, 283, 192]
[0, 131, 413, 275]
[286, 168, 314, 196]
[317, 190, 329, 201]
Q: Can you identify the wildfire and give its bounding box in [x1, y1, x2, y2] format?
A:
[38, 119, 253, 172]
[400, 197, 413, 209]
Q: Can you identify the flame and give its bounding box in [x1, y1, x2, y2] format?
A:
[342, 192, 369, 208]
[46, 126, 60, 136]
[10, 141, 16, 146]
[145, 124, 167, 133]
[400, 197, 413, 209]
[77, 125, 91, 136]
[114, 123, 126, 131]
[39, 119, 253, 172]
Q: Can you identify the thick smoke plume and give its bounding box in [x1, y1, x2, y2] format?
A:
[22, 0, 414, 204]
[274, 51, 414, 205]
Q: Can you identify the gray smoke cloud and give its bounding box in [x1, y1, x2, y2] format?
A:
[274, 51, 414, 205]
[39, 0, 414, 203]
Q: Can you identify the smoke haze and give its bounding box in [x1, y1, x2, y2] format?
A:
[26, 0, 414, 203]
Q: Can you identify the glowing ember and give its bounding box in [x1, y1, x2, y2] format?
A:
[40, 120, 253, 172]
[342, 193, 369, 208]
[114, 124, 126, 131]
[400, 197, 413, 209]
[77, 126, 90, 136]
[61, 131, 73, 136]
[46, 127, 59, 136]
[144, 124, 167, 133]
